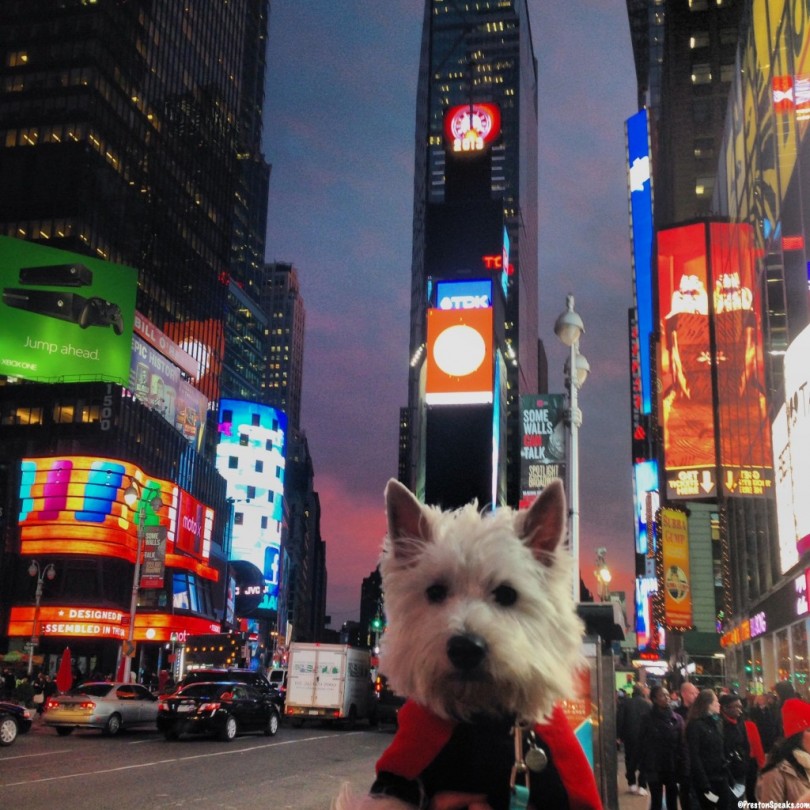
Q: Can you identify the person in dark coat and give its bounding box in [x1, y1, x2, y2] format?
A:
[639, 685, 687, 810]
[774, 681, 798, 738]
[687, 689, 732, 810]
[719, 693, 751, 800]
[618, 683, 652, 795]
[750, 693, 779, 753]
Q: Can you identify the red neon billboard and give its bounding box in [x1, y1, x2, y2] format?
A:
[657, 222, 771, 499]
[444, 103, 501, 155]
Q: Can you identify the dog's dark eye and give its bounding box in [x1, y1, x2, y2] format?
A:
[493, 584, 517, 606]
[426, 583, 448, 604]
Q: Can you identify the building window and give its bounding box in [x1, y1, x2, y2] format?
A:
[239, 433, 248, 446]
[689, 0, 708, 8]
[228, 456, 238, 469]
[720, 63, 735, 83]
[694, 137, 715, 159]
[690, 31, 709, 49]
[692, 64, 712, 85]
[234, 512, 244, 525]
[696, 176, 715, 196]
[247, 485, 256, 499]
[693, 99, 713, 124]
[255, 460, 263, 473]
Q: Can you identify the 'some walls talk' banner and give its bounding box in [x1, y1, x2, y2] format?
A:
[0, 236, 137, 383]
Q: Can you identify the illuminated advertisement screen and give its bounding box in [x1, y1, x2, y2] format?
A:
[633, 460, 659, 555]
[435, 279, 492, 310]
[659, 507, 693, 630]
[626, 110, 653, 415]
[444, 102, 501, 155]
[519, 394, 566, 508]
[657, 223, 715, 497]
[215, 400, 286, 613]
[635, 575, 657, 650]
[709, 222, 772, 496]
[163, 318, 225, 402]
[130, 335, 207, 446]
[17, 456, 217, 580]
[0, 235, 137, 383]
[773, 324, 810, 572]
[425, 306, 493, 406]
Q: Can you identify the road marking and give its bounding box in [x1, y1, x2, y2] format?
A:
[0, 733, 363, 787]
[0, 748, 71, 762]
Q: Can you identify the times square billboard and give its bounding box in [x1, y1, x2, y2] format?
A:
[0, 236, 137, 383]
[215, 400, 286, 613]
[657, 221, 772, 500]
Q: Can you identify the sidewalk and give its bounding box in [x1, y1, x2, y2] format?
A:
[617, 750, 655, 810]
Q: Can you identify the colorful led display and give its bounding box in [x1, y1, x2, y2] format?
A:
[425, 306, 493, 406]
[17, 456, 217, 581]
[444, 102, 501, 155]
[8, 606, 219, 643]
[626, 110, 654, 416]
[215, 400, 286, 613]
[659, 507, 693, 630]
[633, 460, 659, 556]
[163, 318, 225, 402]
[130, 335, 207, 446]
[519, 394, 566, 509]
[0, 235, 137, 383]
[773, 324, 810, 573]
[657, 222, 771, 499]
[435, 279, 492, 310]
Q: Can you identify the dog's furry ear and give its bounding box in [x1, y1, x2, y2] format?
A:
[385, 478, 431, 562]
[514, 479, 567, 565]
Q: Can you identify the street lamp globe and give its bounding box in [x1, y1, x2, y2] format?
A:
[554, 293, 585, 347]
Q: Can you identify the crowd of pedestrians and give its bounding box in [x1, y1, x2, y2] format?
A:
[618, 680, 810, 810]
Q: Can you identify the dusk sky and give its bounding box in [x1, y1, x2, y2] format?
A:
[263, 1, 639, 628]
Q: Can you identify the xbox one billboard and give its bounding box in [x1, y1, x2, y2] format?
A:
[0, 236, 137, 383]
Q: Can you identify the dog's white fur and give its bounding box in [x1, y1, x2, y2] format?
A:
[334, 479, 584, 810]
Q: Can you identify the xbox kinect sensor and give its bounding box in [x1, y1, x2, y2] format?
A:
[2, 288, 124, 334]
[18, 263, 94, 287]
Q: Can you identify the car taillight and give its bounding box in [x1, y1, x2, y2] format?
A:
[22, 709, 32, 720]
[80, 701, 95, 710]
[198, 702, 221, 713]
[46, 699, 59, 709]
[158, 701, 169, 711]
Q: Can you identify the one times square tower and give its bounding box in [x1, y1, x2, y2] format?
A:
[400, 0, 539, 508]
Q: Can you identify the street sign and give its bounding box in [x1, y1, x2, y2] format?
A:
[122, 640, 136, 658]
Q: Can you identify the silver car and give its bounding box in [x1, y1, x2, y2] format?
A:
[44, 682, 158, 736]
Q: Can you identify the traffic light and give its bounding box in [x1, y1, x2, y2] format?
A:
[370, 615, 384, 632]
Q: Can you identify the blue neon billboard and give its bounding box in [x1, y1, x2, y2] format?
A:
[626, 110, 654, 415]
[215, 400, 286, 613]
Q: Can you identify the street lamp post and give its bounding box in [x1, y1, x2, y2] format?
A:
[122, 480, 163, 684]
[27, 560, 56, 676]
[554, 294, 589, 603]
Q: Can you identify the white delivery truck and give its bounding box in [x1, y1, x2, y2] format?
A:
[285, 643, 375, 727]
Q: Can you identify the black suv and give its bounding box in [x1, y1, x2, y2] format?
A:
[175, 669, 279, 705]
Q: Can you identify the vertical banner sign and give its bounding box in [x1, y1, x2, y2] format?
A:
[519, 394, 566, 508]
[657, 223, 715, 498]
[709, 222, 772, 496]
[140, 526, 168, 588]
[660, 508, 693, 630]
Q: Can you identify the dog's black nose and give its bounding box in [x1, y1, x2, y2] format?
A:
[447, 634, 487, 671]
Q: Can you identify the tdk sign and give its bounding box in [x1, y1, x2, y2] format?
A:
[435, 279, 492, 310]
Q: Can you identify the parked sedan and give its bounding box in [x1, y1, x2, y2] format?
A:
[158, 681, 280, 741]
[44, 682, 158, 736]
[0, 701, 33, 746]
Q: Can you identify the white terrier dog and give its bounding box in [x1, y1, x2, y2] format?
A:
[335, 479, 600, 810]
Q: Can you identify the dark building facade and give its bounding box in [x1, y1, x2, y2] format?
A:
[0, 0, 275, 678]
[402, 0, 539, 507]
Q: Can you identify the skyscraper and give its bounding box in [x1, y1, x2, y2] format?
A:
[0, 0, 272, 674]
[402, 0, 539, 506]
